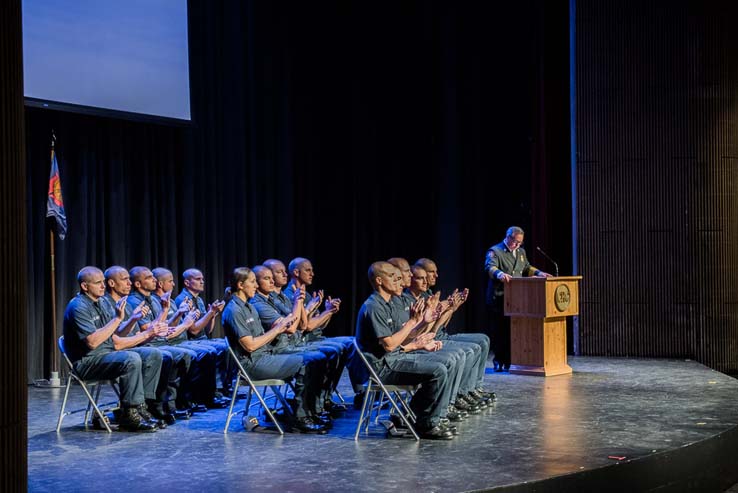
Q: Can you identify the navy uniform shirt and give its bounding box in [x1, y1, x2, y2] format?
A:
[175, 289, 209, 340]
[249, 291, 297, 350]
[484, 241, 540, 304]
[355, 292, 403, 365]
[128, 290, 169, 345]
[103, 293, 143, 336]
[272, 290, 293, 315]
[62, 293, 116, 363]
[221, 296, 269, 363]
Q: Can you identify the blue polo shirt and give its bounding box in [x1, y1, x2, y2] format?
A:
[222, 295, 270, 363]
[355, 292, 403, 363]
[62, 293, 116, 363]
[250, 291, 298, 350]
[175, 289, 209, 340]
[272, 290, 293, 315]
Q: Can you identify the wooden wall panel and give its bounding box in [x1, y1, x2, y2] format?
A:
[0, 0, 28, 489]
[576, 0, 738, 373]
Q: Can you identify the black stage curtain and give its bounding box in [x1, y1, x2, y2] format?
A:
[25, 0, 571, 381]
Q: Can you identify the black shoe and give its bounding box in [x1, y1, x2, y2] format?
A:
[324, 400, 347, 414]
[463, 393, 488, 409]
[140, 404, 167, 429]
[493, 360, 502, 372]
[390, 414, 410, 430]
[448, 405, 467, 420]
[190, 403, 208, 413]
[119, 407, 158, 433]
[468, 391, 490, 406]
[148, 402, 176, 425]
[418, 425, 454, 440]
[292, 417, 328, 434]
[173, 409, 192, 420]
[440, 422, 459, 435]
[91, 413, 111, 431]
[447, 409, 464, 422]
[453, 398, 481, 414]
[473, 389, 496, 402]
[205, 399, 229, 409]
[353, 392, 365, 410]
[310, 415, 333, 428]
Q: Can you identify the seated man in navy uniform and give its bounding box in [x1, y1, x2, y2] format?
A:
[484, 226, 551, 371]
[175, 268, 230, 404]
[221, 266, 328, 433]
[389, 257, 486, 418]
[355, 261, 455, 440]
[283, 257, 360, 409]
[103, 266, 173, 428]
[152, 267, 219, 413]
[405, 258, 496, 407]
[127, 266, 200, 423]
[250, 265, 335, 423]
[62, 266, 159, 432]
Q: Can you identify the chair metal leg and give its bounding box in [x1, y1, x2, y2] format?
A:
[56, 374, 73, 433]
[224, 376, 242, 434]
[77, 380, 112, 433]
[381, 388, 419, 441]
[333, 388, 346, 404]
[84, 383, 102, 426]
[354, 381, 374, 440]
[252, 385, 284, 435]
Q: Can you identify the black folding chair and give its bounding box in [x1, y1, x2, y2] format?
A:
[56, 336, 120, 433]
[223, 338, 293, 435]
[353, 339, 419, 441]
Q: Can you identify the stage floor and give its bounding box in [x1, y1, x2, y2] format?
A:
[28, 356, 738, 492]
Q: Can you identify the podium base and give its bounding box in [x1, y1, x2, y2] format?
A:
[509, 364, 573, 377]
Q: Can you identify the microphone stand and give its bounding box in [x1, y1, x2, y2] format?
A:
[536, 246, 559, 277]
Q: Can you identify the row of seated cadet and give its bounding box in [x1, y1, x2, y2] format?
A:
[61, 256, 494, 439]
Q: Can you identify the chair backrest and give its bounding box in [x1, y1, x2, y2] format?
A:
[58, 336, 75, 371]
[353, 338, 387, 385]
[224, 336, 259, 388]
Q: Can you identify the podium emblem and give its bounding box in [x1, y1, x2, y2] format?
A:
[554, 284, 571, 312]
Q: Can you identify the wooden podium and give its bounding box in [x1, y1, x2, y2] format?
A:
[504, 276, 582, 377]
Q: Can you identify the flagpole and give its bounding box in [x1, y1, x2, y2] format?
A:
[47, 131, 61, 387]
[49, 228, 60, 386]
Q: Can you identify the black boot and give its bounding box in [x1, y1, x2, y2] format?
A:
[118, 406, 158, 433]
[148, 400, 176, 426]
[140, 403, 167, 429]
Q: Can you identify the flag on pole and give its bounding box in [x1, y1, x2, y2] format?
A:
[46, 146, 67, 240]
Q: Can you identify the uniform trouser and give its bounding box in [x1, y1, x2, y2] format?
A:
[488, 299, 510, 368]
[445, 332, 490, 388]
[191, 337, 232, 391]
[438, 340, 480, 395]
[242, 352, 321, 419]
[421, 347, 464, 408]
[304, 340, 343, 401]
[174, 340, 217, 405]
[147, 343, 193, 405]
[308, 335, 366, 393]
[123, 347, 164, 401]
[377, 353, 450, 430]
[277, 346, 331, 413]
[73, 350, 148, 407]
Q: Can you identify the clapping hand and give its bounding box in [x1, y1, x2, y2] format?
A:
[115, 296, 128, 320]
[131, 300, 149, 321]
[325, 297, 341, 313]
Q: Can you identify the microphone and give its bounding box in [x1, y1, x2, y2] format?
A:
[536, 246, 559, 277]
